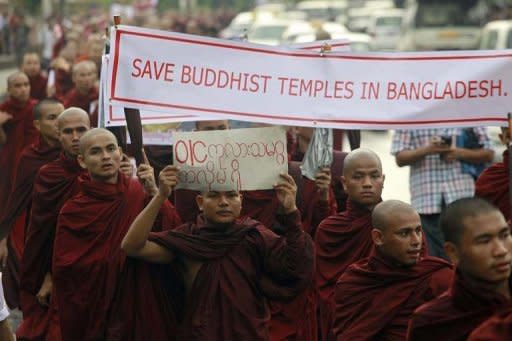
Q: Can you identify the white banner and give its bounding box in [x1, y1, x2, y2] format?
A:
[108, 25, 512, 129]
[102, 38, 350, 127]
[173, 126, 288, 191]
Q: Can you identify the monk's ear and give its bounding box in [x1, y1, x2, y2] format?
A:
[33, 120, 41, 132]
[371, 228, 384, 246]
[195, 194, 204, 212]
[444, 242, 459, 265]
[77, 154, 87, 169]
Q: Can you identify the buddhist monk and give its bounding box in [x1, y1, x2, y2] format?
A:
[16, 107, 90, 341]
[0, 72, 38, 218]
[408, 197, 512, 340]
[121, 163, 315, 340]
[21, 52, 48, 100]
[62, 60, 99, 126]
[475, 127, 510, 220]
[315, 148, 384, 339]
[468, 307, 512, 340]
[332, 200, 453, 340]
[0, 100, 63, 311]
[52, 128, 180, 340]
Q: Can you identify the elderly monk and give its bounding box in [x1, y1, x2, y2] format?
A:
[21, 52, 48, 100]
[62, 60, 99, 126]
[315, 148, 384, 339]
[0, 100, 63, 310]
[52, 128, 180, 340]
[333, 200, 453, 340]
[0, 72, 38, 214]
[121, 164, 315, 340]
[408, 198, 512, 341]
[16, 107, 91, 341]
[475, 127, 510, 220]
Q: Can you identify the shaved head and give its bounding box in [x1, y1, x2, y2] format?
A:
[7, 71, 28, 88]
[372, 200, 417, 232]
[79, 128, 118, 155]
[72, 60, 96, 76]
[343, 148, 382, 176]
[57, 107, 90, 130]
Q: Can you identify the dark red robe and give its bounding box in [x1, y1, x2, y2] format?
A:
[0, 137, 59, 310]
[148, 210, 314, 340]
[333, 249, 453, 340]
[475, 150, 509, 220]
[28, 74, 48, 100]
[0, 97, 38, 213]
[62, 87, 99, 127]
[17, 153, 85, 341]
[53, 68, 73, 100]
[52, 174, 181, 340]
[468, 308, 512, 341]
[315, 199, 375, 339]
[407, 270, 512, 341]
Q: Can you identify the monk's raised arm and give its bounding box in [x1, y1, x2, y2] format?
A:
[122, 166, 180, 264]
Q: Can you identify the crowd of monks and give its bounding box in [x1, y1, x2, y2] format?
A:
[0, 46, 512, 341]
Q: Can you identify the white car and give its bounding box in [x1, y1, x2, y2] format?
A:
[248, 20, 315, 46]
[331, 32, 372, 51]
[296, 0, 349, 23]
[367, 9, 404, 50]
[219, 11, 275, 39]
[480, 20, 512, 50]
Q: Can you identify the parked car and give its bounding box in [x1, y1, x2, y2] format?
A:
[367, 9, 404, 50]
[398, 1, 482, 51]
[248, 19, 315, 45]
[331, 32, 372, 51]
[295, 0, 349, 23]
[480, 20, 512, 50]
[219, 11, 275, 39]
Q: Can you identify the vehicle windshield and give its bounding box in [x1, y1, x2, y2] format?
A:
[376, 16, 402, 26]
[415, 3, 480, 27]
[249, 25, 288, 40]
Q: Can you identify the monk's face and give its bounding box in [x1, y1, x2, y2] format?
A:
[21, 53, 41, 77]
[196, 191, 242, 225]
[297, 127, 314, 143]
[35, 103, 64, 142]
[373, 210, 422, 266]
[195, 120, 230, 131]
[450, 211, 512, 283]
[78, 133, 121, 184]
[341, 156, 384, 208]
[8, 74, 30, 103]
[59, 114, 90, 156]
[73, 65, 96, 93]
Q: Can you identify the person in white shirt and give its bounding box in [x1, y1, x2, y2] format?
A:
[0, 274, 14, 341]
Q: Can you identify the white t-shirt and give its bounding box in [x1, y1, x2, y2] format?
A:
[0, 274, 9, 321]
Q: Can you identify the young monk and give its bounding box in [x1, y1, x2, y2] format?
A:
[315, 148, 384, 339]
[52, 128, 180, 340]
[0, 72, 38, 214]
[16, 107, 90, 340]
[62, 60, 99, 126]
[475, 127, 510, 220]
[121, 165, 315, 340]
[407, 197, 512, 340]
[332, 200, 453, 340]
[20, 52, 48, 100]
[0, 100, 63, 310]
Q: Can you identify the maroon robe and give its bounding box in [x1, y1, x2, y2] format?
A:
[28, 74, 48, 100]
[0, 137, 59, 309]
[62, 87, 99, 127]
[315, 199, 375, 338]
[17, 154, 85, 341]
[475, 150, 509, 220]
[52, 174, 181, 340]
[148, 210, 314, 340]
[0, 98, 38, 213]
[407, 270, 512, 341]
[53, 68, 73, 100]
[468, 308, 512, 341]
[333, 249, 453, 340]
